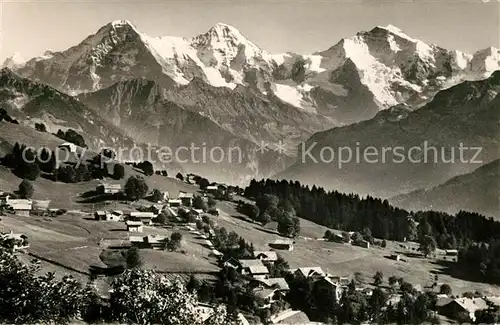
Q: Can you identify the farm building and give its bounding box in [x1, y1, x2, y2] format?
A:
[97, 183, 122, 194]
[129, 234, 168, 249]
[269, 239, 294, 251]
[58, 142, 77, 153]
[254, 251, 278, 263]
[5, 199, 32, 216]
[126, 221, 144, 232]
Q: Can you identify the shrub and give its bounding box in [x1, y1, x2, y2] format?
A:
[124, 175, 149, 201]
[18, 179, 34, 199]
[113, 164, 125, 180]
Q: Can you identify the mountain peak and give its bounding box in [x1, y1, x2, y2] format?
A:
[200, 22, 248, 44]
[369, 24, 418, 42]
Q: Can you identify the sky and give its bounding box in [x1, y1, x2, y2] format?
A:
[1, 0, 499, 63]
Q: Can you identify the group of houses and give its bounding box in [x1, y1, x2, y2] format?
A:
[435, 295, 500, 322]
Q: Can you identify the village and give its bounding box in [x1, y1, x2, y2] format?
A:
[0, 167, 499, 324]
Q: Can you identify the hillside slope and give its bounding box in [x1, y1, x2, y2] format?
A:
[276, 71, 500, 198]
[390, 159, 499, 218]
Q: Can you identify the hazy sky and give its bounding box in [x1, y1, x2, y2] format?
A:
[1, 0, 499, 62]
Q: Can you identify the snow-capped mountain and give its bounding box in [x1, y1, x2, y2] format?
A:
[6, 21, 499, 125]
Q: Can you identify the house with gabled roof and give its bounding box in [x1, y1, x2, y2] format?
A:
[5, 198, 32, 216]
[238, 259, 269, 279]
[269, 239, 294, 251]
[254, 251, 278, 263]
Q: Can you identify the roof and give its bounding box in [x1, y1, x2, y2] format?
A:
[129, 236, 144, 243]
[270, 309, 311, 324]
[95, 211, 107, 216]
[129, 212, 155, 218]
[248, 265, 269, 275]
[126, 221, 143, 227]
[256, 278, 289, 290]
[59, 142, 76, 147]
[452, 298, 488, 313]
[253, 287, 276, 299]
[211, 249, 223, 256]
[205, 185, 218, 190]
[7, 199, 32, 210]
[254, 251, 278, 261]
[99, 183, 121, 189]
[239, 259, 266, 268]
[178, 191, 194, 198]
[145, 235, 167, 244]
[271, 239, 294, 245]
[295, 267, 325, 278]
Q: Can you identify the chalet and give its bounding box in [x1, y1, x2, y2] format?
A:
[0, 231, 29, 251]
[329, 276, 351, 286]
[178, 191, 193, 206]
[239, 259, 269, 279]
[251, 277, 290, 292]
[97, 183, 122, 195]
[32, 200, 51, 210]
[5, 199, 32, 216]
[254, 251, 278, 263]
[129, 234, 168, 249]
[438, 297, 489, 322]
[128, 211, 155, 225]
[445, 249, 459, 256]
[150, 204, 165, 214]
[293, 267, 326, 279]
[269, 309, 311, 324]
[126, 221, 144, 232]
[269, 239, 294, 251]
[205, 185, 218, 194]
[94, 210, 123, 221]
[355, 240, 370, 249]
[168, 199, 182, 208]
[314, 276, 345, 301]
[58, 142, 77, 153]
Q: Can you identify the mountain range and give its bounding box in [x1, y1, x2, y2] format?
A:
[2, 20, 499, 215]
[276, 71, 500, 201]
